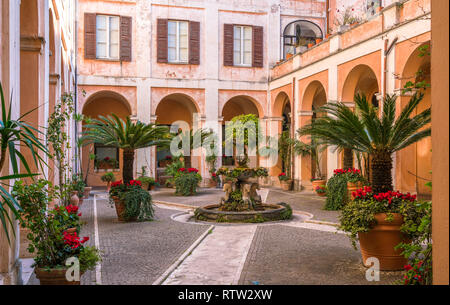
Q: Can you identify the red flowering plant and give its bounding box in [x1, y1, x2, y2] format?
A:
[339, 186, 422, 249]
[315, 185, 327, 194]
[278, 172, 289, 182]
[12, 179, 101, 272]
[174, 167, 202, 196]
[51, 205, 82, 234]
[109, 179, 154, 221]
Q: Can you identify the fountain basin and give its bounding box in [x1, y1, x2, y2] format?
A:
[194, 203, 292, 223]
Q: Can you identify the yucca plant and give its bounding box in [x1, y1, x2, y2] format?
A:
[0, 82, 48, 242]
[298, 93, 431, 193]
[81, 115, 170, 184]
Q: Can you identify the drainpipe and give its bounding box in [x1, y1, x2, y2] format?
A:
[74, 0, 79, 174]
[326, 0, 329, 35]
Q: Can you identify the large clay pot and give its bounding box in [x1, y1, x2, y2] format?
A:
[35, 268, 83, 285]
[280, 180, 292, 191]
[70, 191, 79, 206]
[311, 179, 326, 192]
[358, 213, 409, 271]
[347, 181, 363, 200]
[83, 186, 92, 199]
[112, 196, 137, 222]
[65, 227, 77, 234]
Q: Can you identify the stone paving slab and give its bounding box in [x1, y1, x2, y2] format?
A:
[28, 195, 209, 285]
[238, 225, 402, 285]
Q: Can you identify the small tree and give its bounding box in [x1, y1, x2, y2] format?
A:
[81, 115, 170, 184]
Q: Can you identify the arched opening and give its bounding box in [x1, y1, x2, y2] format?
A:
[397, 42, 432, 198]
[221, 96, 262, 167]
[81, 91, 132, 186]
[272, 92, 291, 177]
[283, 20, 323, 59]
[155, 93, 201, 171]
[341, 64, 380, 103]
[300, 81, 328, 185]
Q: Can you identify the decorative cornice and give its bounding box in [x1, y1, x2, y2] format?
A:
[20, 36, 46, 52]
[297, 111, 313, 116]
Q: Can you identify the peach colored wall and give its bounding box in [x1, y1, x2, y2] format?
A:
[78, 85, 137, 115]
[399, 0, 431, 23]
[340, 15, 383, 50]
[151, 87, 205, 116]
[77, 0, 138, 77]
[219, 89, 267, 118]
[338, 50, 381, 101]
[431, 0, 449, 285]
[298, 70, 328, 111]
[270, 83, 293, 116]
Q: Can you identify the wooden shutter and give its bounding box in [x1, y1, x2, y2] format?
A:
[84, 13, 97, 59]
[252, 26, 263, 68]
[189, 21, 200, 65]
[120, 16, 132, 62]
[223, 24, 234, 66]
[157, 19, 168, 63]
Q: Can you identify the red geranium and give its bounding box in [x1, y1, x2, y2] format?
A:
[111, 180, 123, 188]
[178, 168, 186, 172]
[65, 205, 79, 214]
[188, 168, 199, 173]
[128, 180, 142, 186]
[63, 231, 89, 250]
[278, 172, 286, 176]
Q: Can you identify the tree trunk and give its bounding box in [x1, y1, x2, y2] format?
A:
[370, 151, 393, 193]
[123, 149, 135, 184]
[343, 147, 354, 169]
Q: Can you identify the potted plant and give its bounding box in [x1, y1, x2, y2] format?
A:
[174, 168, 202, 196]
[138, 176, 157, 191]
[164, 156, 185, 188]
[293, 136, 327, 190]
[315, 38, 323, 44]
[101, 172, 116, 191]
[52, 205, 82, 234]
[72, 174, 86, 205]
[314, 185, 327, 197]
[109, 180, 154, 222]
[345, 168, 365, 199]
[278, 173, 292, 191]
[206, 153, 218, 188]
[307, 42, 314, 48]
[13, 179, 101, 285]
[159, 155, 173, 168]
[339, 186, 417, 271]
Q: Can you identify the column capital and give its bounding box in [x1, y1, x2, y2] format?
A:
[297, 110, 313, 116]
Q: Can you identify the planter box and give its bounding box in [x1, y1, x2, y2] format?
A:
[35, 268, 84, 285]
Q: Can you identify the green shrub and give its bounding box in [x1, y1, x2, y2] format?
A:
[101, 172, 116, 183]
[325, 174, 349, 210]
[174, 168, 202, 196]
[109, 180, 154, 221]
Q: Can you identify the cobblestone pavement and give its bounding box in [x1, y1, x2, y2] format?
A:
[28, 194, 209, 285]
[238, 224, 402, 285]
[152, 187, 339, 223]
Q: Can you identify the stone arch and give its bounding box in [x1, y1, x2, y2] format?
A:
[396, 41, 432, 198]
[154, 93, 200, 127]
[221, 95, 262, 121]
[81, 90, 133, 187]
[300, 80, 328, 184]
[341, 64, 380, 103]
[271, 91, 292, 177]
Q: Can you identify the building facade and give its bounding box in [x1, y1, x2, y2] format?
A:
[0, 0, 76, 284]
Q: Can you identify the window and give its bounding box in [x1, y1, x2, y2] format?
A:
[94, 144, 119, 169]
[233, 26, 252, 66]
[96, 15, 120, 60]
[282, 20, 322, 59]
[168, 20, 189, 63]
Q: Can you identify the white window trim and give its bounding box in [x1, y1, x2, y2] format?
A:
[234, 25, 252, 67]
[96, 15, 119, 60]
[168, 20, 189, 64]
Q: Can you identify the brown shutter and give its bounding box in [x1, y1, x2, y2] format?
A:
[223, 24, 234, 66]
[189, 21, 200, 65]
[252, 26, 263, 68]
[120, 16, 132, 62]
[84, 13, 96, 59]
[157, 19, 168, 63]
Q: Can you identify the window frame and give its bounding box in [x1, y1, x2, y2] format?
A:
[167, 20, 189, 64]
[233, 25, 253, 67]
[96, 14, 120, 60]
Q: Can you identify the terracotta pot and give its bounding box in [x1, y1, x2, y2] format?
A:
[358, 213, 409, 271]
[315, 38, 322, 44]
[83, 186, 92, 199]
[70, 191, 79, 206]
[325, 33, 331, 39]
[65, 227, 77, 234]
[112, 196, 137, 222]
[280, 180, 292, 191]
[209, 180, 218, 188]
[286, 53, 293, 59]
[141, 182, 150, 191]
[311, 179, 326, 192]
[307, 43, 314, 48]
[149, 185, 155, 191]
[351, 22, 358, 27]
[317, 191, 326, 197]
[347, 181, 363, 200]
[35, 267, 83, 285]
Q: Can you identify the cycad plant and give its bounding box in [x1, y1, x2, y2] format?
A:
[298, 93, 431, 193]
[0, 82, 48, 241]
[81, 115, 170, 184]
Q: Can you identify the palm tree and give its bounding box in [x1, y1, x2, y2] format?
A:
[293, 136, 326, 180]
[81, 114, 170, 184]
[298, 93, 431, 193]
[1, 82, 48, 242]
